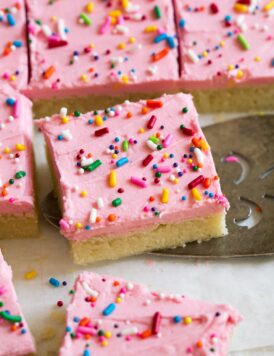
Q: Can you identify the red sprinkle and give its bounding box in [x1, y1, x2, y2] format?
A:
[147, 115, 157, 129]
[188, 175, 205, 189]
[57, 301, 63, 307]
[152, 312, 161, 335]
[181, 126, 194, 136]
[146, 100, 163, 109]
[210, 3, 219, 14]
[143, 154, 154, 167]
[94, 127, 109, 137]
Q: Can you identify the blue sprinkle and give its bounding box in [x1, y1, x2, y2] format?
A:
[85, 225, 91, 230]
[6, 98, 16, 106]
[73, 316, 80, 322]
[103, 116, 108, 121]
[152, 164, 158, 170]
[116, 157, 128, 168]
[166, 36, 176, 49]
[66, 326, 72, 332]
[169, 153, 174, 158]
[179, 18, 186, 28]
[83, 350, 90, 356]
[49, 277, 60, 287]
[102, 303, 116, 316]
[173, 315, 182, 323]
[88, 119, 93, 124]
[173, 163, 178, 168]
[57, 135, 63, 141]
[13, 40, 23, 48]
[178, 172, 183, 177]
[224, 15, 232, 22]
[114, 137, 120, 142]
[7, 13, 16, 26]
[181, 196, 187, 201]
[271, 58, 274, 67]
[154, 33, 168, 44]
[209, 192, 214, 198]
[21, 328, 27, 334]
[204, 190, 209, 195]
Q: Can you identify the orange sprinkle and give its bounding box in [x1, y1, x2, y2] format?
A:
[149, 196, 155, 202]
[192, 137, 200, 147]
[11, 325, 17, 332]
[1, 189, 8, 197]
[87, 153, 93, 158]
[108, 214, 117, 222]
[84, 334, 92, 340]
[96, 216, 101, 223]
[196, 340, 203, 348]
[43, 65, 56, 79]
[203, 177, 211, 188]
[3, 47, 11, 56]
[126, 112, 133, 118]
[88, 67, 94, 73]
[197, 163, 203, 168]
[152, 48, 169, 62]
[113, 280, 120, 286]
[214, 175, 219, 180]
[155, 132, 161, 138]
[79, 317, 90, 326]
[141, 329, 152, 339]
[141, 106, 149, 115]
[146, 100, 163, 109]
[90, 296, 97, 302]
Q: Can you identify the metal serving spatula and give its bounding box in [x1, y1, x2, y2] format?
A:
[41, 115, 274, 258]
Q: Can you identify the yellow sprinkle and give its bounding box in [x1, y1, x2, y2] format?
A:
[199, 139, 209, 151]
[227, 64, 234, 71]
[191, 188, 202, 201]
[236, 70, 244, 79]
[10, 75, 16, 82]
[24, 270, 37, 280]
[76, 222, 82, 229]
[80, 191, 87, 197]
[264, 1, 274, 11]
[255, 56, 261, 62]
[89, 43, 95, 49]
[121, 75, 129, 84]
[80, 74, 89, 83]
[161, 188, 169, 203]
[62, 116, 69, 124]
[202, 51, 208, 58]
[105, 331, 112, 338]
[116, 297, 122, 303]
[110, 16, 117, 25]
[4, 147, 10, 154]
[139, 128, 145, 133]
[101, 340, 108, 347]
[86, 2, 94, 13]
[219, 41, 225, 47]
[129, 36, 136, 43]
[118, 42, 126, 50]
[144, 25, 158, 33]
[121, 0, 129, 9]
[109, 170, 117, 188]
[51, 15, 57, 22]
[163, 153, 169, 159]
[112, 154, 117, 159]
[173, 178, 179, 185]
[109, 10, 122, 17]
[187, 158, 193, 164]
[184, 316, 193, 325]
[15, 144, 26, 151]
[95, 115, 103, 126]
[234, 3, 248, 12]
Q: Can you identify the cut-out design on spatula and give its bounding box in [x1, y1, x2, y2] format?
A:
[222, 152, 250, 184]
[233, 197, 263, 229]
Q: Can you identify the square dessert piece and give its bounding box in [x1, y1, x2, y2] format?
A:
[38, 93, 229, 264]
[25, 0, 179, 116]
[174, 0, 274, 112]
[0, 1, 29, 89]
[0, 249, 36, 355]
[0, 86, 38, 239]
[59, 272, 241, 355]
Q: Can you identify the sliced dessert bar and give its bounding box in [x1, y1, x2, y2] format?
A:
[0, 1, 29, 89]
[174, 0, 274, 112]
[25, 0, 179, 117]
[0, 86, 38, 239]
[0, 249, 36, 355]
[38, 93, 229, 264]
[59, 272, 241, 355]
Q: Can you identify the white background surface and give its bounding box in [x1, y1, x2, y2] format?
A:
[0, 113, 274, 356]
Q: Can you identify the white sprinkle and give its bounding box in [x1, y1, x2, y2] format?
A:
[187, 49, 199, 63]
[61, 129, 72, 141]
[42, 24, 52, 38]
[125, 3, 140, 13]
[194, 147, 204, 165]
[110, 56, 124, 65]
[146, 140, 157, 151]
[82, 282, 99, 297]
[59, 107, 68, 118]
[81, 157, 93, 167]
[128, 43, 142, 53]
[8, 116, 14, 122]
[114, 24, 129, 34]
[126, 282, 133, 290]
[121, 327, 138, 336]
[89, 208, 97, 224]
[147, 65, 158, 76]
[58, 18, 67, 40]
[78, 168, 85, 175]
[97, 197, 104, 209]
[145, 299, 151, 305]
[0, 123, 5, 130]
[169, 174, 176, 182]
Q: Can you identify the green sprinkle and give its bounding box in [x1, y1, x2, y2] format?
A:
[112, 198, 122, 207]
[0, 311, 22, 323]
[15, 171, 26, 179]
[154, 5, 161, 19]
[182, 107, 188, 113]
[155, 172, 161, 178]
[98, 330, 104, 336]
[193, 166, 198, 171]
[237, 34, 250, 50]
[83, 160, 102, 172]
[69, 290, 75, 295]
[74, 111, 81, 117]
[157, 144, 163, 150]
[122, 140, 129, 152]
[149, 136, 159, 144]
[0, 301, 4, 307]
[9, 179, 14, 185]
[35, 19, 42, 25]
[79, 13, 92, 26]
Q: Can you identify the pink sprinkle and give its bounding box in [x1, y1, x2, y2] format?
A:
[117, 15, 124, 25]
[3, 73, 9, 79]
[129, 138, 134, 144]
[0, 287, 6, 295]
[143, 206, 149, 212]
[13, 99, 20, 119]
[59, 219, 70, 231]
[130, 176, 148, 188]
[99, 16, 111, 34]
[76, 326, 97, 336]
[125, 336, 132, 341]
[186, 346, 193, 353]
[224, 156, 239, 163]
[162, 133, 173, 148]
[157, 165, 172, 173]
[8, 198, 16, 203]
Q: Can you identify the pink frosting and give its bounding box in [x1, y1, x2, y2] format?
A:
[25, 0, 179, 100]
[174, 0, 274, 89]
[37, 93, 229, 241]
[0, 249, 36, 355]
[59, 272, 241, 355]
[0, 1, 28, 89]
[0, 86, 35, 215]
